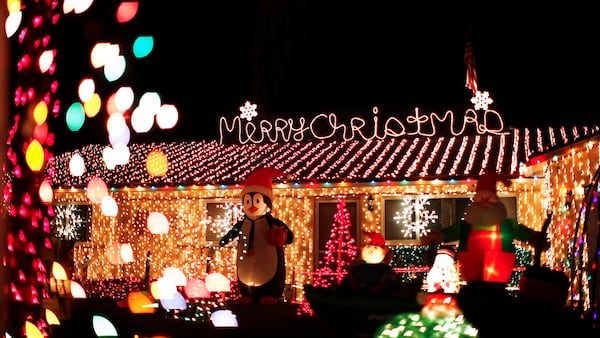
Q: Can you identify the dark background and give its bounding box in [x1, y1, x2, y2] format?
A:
[47, 2, 600, 153]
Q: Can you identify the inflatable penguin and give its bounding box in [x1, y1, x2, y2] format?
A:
[219, 167, 293, 305]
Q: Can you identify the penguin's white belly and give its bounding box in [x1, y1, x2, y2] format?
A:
[237, 220, 277, 286]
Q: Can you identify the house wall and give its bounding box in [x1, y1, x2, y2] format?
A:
[54, 178, 546, 301]
[542, 138, 600, 281]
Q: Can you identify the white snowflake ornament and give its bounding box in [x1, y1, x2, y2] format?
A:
[239, 101, 258, 121]
[51, 204, 88, 240]
[394, 197, 438, 238]
[470, 90, 494, 111]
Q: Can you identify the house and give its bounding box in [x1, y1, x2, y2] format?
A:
[46, 109, 600, 308]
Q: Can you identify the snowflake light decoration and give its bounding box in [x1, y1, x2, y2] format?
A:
[393, 197, 438, 238]
[239, 101, 258, 121]
[470, 90, 494, 111]
[51, 204, 89, 241]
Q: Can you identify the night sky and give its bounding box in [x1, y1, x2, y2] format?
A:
[47, 2, 600, 153]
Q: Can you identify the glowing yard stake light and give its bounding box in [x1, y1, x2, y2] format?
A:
[92, 314, 118, 337]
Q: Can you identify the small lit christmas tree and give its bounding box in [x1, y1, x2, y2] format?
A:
[312, 196, 358, 288]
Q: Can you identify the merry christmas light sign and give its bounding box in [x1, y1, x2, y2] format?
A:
[219, 104, 508, 145]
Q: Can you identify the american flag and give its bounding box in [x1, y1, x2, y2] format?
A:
[464, 40, 478, 94]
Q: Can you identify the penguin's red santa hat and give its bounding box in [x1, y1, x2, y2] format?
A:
[241, 167, 288, 200]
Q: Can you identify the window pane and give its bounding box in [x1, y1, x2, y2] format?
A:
[384, 199, 413, 240]
[205, 201, 243, 242]
[51, 203, 92, 242]
[384, 197, 441, 241]
[316, 200, 358, 264]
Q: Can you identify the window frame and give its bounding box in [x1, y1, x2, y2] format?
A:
[382, 193, 518, 245]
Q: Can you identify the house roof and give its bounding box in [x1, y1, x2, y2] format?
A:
[48, 125, 600, 188]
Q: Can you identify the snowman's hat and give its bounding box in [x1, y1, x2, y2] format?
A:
[436, 245, 455, 259]
[241, 167, 287, 200]
[363, 231, 386, 248]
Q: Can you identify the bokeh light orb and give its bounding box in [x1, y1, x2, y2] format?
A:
[139, 91, 161, 110]
[33, 122, 48, 142]
[133, 35, 154, 58]
[38, 49, 54, 73]
[159, 291, 187, 310]
[84, 92, 101, 118]
[86, 176, 108, 204]
[106, 112, 127, 136]
[5, 11, 22, 38]
[205, 272, 231, 292]
[92, 314, 119, 337]
[147, 211, 169, 234]
[69, 153, 85, 176]
[104, 54, 126, 82]
[102, 146, 117, 170]
[155, 104, 178, 129]
[90, 42, 119, 69]
[185, 278, 210, 298]
[114, 86, 134, 112]
[78, 77, 95, 102]
[109, 125, 130, 147]
[116, 1, 139, 23]
[113, 142, 130, 165]
[163, 267, 187, 287]
[120, 243, 134, 263]
[127, 291, 156, 314]
[45, 308, 60, 325]
[25, 321, 44, 338]
[101, 195, 118, 216]
[155, 276, 177, 299]
[25, 139, 44, 172]
[211, 310, 238, 328]
[146, 149, 168, 177]
[131, 105, 154, 133]
[39, 180, 53, 204]
[70, 280, 87, 298]
[65, 102, 85, 131]
[33, 100, 48, 125]
[51, 261, 68, 280]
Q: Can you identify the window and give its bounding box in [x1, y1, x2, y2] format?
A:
[315, 199, 358, 267]
[51, 203, 92, 242]
[383, 195, 517, 244]
[203, 201, 244, 243]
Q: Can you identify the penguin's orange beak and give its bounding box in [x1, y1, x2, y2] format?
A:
[248, 206, 258, 213]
